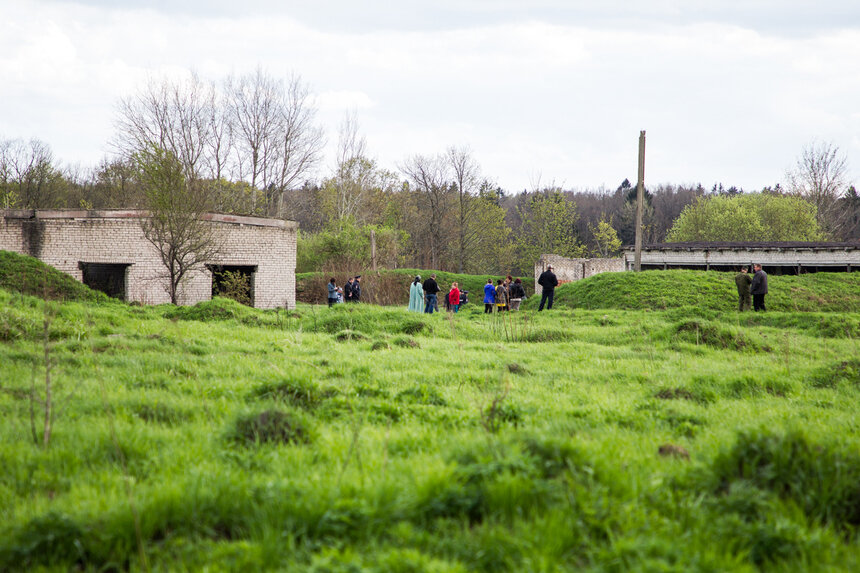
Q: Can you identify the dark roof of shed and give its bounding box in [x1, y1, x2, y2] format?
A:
[638, 241, 860, 250]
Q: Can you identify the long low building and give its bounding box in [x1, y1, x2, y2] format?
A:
[1, 209, 297, 308]
[623, 242, 860, 274]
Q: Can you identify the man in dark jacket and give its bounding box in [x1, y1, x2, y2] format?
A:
[343, 277, 354, 303]
[351, 275, 362, 302]
[537, 265, 558, 311]
[422, 274, 440, 314]
[734, 266, 752, 311]
[751, 264, 768, 312]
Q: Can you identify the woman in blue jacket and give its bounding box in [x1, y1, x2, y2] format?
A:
[483, 278, 496, 313]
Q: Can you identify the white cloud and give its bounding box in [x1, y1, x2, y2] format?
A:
[1, 0, 858, 192]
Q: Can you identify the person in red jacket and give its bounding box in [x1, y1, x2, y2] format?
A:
[448, 282, 461, 313]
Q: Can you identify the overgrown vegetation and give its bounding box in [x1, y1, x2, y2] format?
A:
[2, 263, 860, 571]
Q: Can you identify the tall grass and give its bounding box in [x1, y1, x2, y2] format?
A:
[2, 260, 860, 570]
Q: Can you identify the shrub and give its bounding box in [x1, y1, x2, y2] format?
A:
[396, 385, 447, 406]
[808, 358, 860, 389]
[229, 410, 310, 446]
[334, 329, 368, 342]
[674, 320, 761, 351]
[249, 378, 336, 409]
[706, 428, 860, 528]
[391, 335, 420, 348]
[0, 511, 89, 569]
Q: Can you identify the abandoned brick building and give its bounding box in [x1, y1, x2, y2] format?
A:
[623, 242, 860, 274]
[536, 242, 860, 291]
[1, 209, 297, 309]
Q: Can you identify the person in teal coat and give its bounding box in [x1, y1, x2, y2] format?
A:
[408, 276, 424, 312]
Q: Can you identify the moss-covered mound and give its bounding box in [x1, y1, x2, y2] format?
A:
[0, 250, 108, 302]
[524, 269, 860, 312]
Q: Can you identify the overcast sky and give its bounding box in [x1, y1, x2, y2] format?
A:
[2, 0, 859, 193]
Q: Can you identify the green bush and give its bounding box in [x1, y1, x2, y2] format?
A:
[228, 410, 311, 446]
[704, 429, 860, 528]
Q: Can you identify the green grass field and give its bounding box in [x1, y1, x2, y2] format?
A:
[2, 256, 860, 571]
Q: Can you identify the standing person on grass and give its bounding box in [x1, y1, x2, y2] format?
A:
[537, 264, 558, 311]
[327, 277, 339, 307]
[448, 282, 461, 313]
[351, 275, 362, 302]
[495, 279, 508, 312]
[408, 276, 424, 312]
[509, 278, 525, 310]
[734, 266, 752, 312]
[343, 277, 354, 303]
[423, 273, 440, 314]
[483, 278, 495, 313]
[751, 263, 768, 312]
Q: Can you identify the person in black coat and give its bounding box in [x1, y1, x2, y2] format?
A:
[351, 275, 362, 302]
[537, 265, 558, 311]
[509, 278, 526, 310]
[422, 274, 440, 314]
[751, 264, 768, 312]
[343, 277, 354, 303]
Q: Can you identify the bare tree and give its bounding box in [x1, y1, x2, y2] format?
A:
[268, 75, 325, 216]
[224, 68, 282, 211]
[786, 141, 851, 236]
[0, 138, 64, 208]
[447, 145, 481, 273]
[332, 110, 369, 222]
[205, 88, 235, 182]
[225, 69, 323, 216]
[400, 153, 453, 270]
[114, 72, 215, 181]
[135, 146, 221, 304]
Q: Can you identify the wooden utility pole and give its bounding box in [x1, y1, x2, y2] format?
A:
[634, 130, 646, 272]
[370, 228, 377, 271]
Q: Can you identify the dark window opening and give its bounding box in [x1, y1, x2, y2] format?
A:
[79, 263, 129, 300]
[209, 265, 256, 306]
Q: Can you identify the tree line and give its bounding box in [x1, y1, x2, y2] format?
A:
[2, 68, 858, 277]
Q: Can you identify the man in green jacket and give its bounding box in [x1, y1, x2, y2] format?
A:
[734, 266, 752, 312]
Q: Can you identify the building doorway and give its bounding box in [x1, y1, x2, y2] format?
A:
[209, 265, 256, 306]
[79, 262, 130, 300]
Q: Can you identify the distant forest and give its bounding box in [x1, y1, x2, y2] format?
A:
[2, 70, 859, 276]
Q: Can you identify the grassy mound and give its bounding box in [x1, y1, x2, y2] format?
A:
[0, 250, 108, 302]
[526, 269, 860, 312]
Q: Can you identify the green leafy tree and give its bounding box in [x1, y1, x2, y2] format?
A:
[589, 215, 622, 257]
[459, 187, 513, 274]
[135, 146, 222, 304]
[666, 193, 826, 242]
[514, 190, 585, 273]
[296, 221, 407, 273]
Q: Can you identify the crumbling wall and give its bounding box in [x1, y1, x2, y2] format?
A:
[534, 254, 625, 295]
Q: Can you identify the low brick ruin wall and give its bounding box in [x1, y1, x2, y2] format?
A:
[534, 254, 625, 295]
[1, 209, 297, 309]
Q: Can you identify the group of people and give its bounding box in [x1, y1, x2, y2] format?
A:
[482, 275, 527, 313]
[734, 264, 768, 311]
[409, 274, 466, 314]
[327, 275, 362, 306]
[330, 263, 770, 313]
[407, 273, 529, 315]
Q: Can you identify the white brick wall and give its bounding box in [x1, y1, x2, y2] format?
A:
[1, 210, 297, 309]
